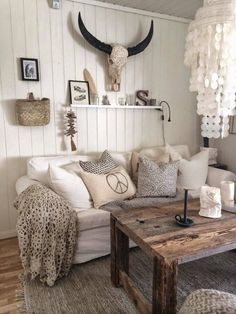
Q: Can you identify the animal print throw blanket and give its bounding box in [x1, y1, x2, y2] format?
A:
[14, 184, 78, 286]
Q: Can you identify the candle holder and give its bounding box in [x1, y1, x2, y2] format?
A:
[175, 190, 194, 227]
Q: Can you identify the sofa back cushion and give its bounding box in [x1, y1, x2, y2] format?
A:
[27, 155, 94, 186]
[139, 144, 190, 160]
[27, 152, 132, 186]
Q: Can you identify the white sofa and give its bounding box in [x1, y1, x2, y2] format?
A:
[15, 145, 236, 264]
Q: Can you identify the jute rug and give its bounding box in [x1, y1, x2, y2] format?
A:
[23, 249, 236, 313]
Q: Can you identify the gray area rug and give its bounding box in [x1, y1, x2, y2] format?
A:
[24, 249, 236, 314]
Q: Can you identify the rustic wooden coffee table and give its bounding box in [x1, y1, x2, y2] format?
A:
[110, 199, 236, 314]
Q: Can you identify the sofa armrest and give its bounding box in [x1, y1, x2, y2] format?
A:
[16, 176, 40, 195]
[206, 167, 236, 188]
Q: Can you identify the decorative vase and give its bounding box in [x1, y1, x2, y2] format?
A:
[199, 186, 222, 218]
[220, 181, 235, 206]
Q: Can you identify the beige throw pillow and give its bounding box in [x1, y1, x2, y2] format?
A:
[177, 150, 209, 190]
[80, 166, 136, 208]
[131, 151, 170, 185]
[48, 164, 92, 210]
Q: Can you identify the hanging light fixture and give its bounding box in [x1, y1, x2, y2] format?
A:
[185, 0, 236, 138]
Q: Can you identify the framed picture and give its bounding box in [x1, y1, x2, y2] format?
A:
[229, 116, 236, 134]
[69, 80, 90, 105]
[20, 58, 39, 81]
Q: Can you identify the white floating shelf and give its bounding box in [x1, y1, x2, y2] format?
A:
[70, 104, 162, 110]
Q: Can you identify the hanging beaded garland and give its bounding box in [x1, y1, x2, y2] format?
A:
[185, 0, 236, 138]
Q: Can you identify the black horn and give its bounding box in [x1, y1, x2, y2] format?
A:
[127, 20, 154, 57]
[78, 12, 112, 55]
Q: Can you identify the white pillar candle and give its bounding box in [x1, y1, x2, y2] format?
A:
[199, 186, 222, 218]
[220, 181, 235, 205]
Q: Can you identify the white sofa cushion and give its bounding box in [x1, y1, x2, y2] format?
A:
[27, 152, 132, 186]
[109, 152, 132, 174]
[76, 208, 110, 231]
[16, 176, 39, 195]
[177, 150, 209, 190]
[48, 165, 92, 210]
[139, 144, 190, 160]
[27, 155, 95, 185]
[207, 166, 236, 188]
[80, 166, 136, 209]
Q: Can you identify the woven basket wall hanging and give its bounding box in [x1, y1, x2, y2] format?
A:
[16, 93, 50, 126]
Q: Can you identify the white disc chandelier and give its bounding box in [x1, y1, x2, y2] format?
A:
[185, 0, 236, 138]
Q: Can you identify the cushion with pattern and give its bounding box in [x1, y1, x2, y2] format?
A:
[137, 156, 179, 198]
[80, 166, 136, 208]
[79, 150, 118, 174]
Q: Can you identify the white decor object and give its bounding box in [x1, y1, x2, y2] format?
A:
[52, 0, 60, 9]
[220, 180, 235, 205]
[200, 147, 218, 165]
[199, 186, 222, 218]
[185, 0, 236, 138]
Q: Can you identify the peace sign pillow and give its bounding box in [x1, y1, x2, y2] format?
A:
[80, 166, 136, 209]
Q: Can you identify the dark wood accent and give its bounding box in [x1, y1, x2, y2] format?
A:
[120, 271, 152, 314]
[152, 257, 177, 314]
[117, 228, 129, 275]
[111, 199, 236, 314]
[110, 215, 119, 287]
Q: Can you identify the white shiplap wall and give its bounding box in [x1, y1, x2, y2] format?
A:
[0, 0, 199, 239]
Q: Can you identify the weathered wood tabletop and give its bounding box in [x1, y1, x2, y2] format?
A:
[111, 199, 236, 314]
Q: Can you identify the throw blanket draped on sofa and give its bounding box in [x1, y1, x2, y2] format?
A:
[14, 184, 78, 286]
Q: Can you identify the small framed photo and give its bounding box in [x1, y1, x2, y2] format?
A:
[69, 80, 90, 105]
[20, 58, 39, 81]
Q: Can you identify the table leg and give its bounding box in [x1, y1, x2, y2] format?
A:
[111, 215, 119, 287]
[152, 257, 177, 314]
[111, 215, 129, 287]
[117, 226, 129, 276]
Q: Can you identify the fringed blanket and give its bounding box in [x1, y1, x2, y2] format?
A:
[101, 193, 185, 214]
[14, 184, 78, 286]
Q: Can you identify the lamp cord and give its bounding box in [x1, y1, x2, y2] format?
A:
[159, 100, 171, 145]
[159, 100, 171, 122]
[162, 118, 166, 146]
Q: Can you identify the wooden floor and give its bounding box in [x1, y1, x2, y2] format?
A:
[0, 238, 22, 314]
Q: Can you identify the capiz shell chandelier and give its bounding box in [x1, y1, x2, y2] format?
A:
[185, 0, 236, 138]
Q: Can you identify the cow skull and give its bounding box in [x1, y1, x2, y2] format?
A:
[107, 45, 128, 90]
[78, 13, 153, 91]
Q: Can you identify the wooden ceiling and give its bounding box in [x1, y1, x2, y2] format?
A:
[95, 0, 203, 20]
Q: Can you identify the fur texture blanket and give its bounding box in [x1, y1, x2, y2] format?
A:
[14, 184, 78, 286]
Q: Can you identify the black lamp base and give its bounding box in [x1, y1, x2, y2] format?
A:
[175, 216, 194, 227]
[175, 189, 194, 227]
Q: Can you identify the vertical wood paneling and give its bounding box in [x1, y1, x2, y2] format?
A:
[37, 0, 57, 156]
[85, 5, 98, 152]
[0, 0, 20, 229]
[10, 0, 32, 175]
[24, 0, 44, 156]
[50, 4, 65, 154]
[73, 3, 88, 153]
[0, 0, 199, 238]
[0, 66, 9, 234]
[96, 7, 108, 151]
